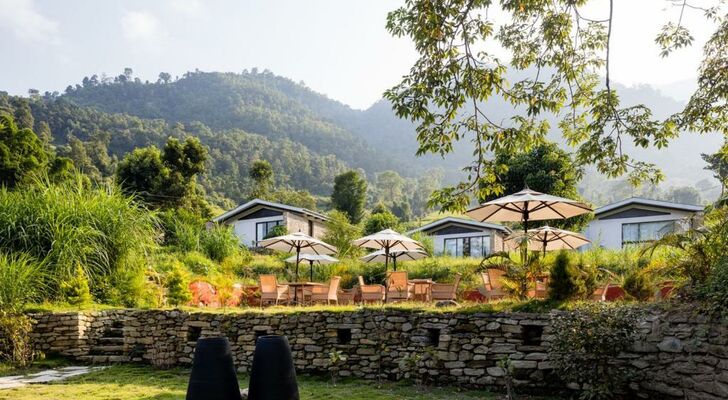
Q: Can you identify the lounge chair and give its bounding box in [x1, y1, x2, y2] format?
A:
[259, 275, 290, 307]
[478, 269, 507, 301]
[310, 276, 341, 305]
[357, 276, 385, 303]
[431, 273, 462, 301]
[591, 283, 626, 302]
[386, 271, 414, 303]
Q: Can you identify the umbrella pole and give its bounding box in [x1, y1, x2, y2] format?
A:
[384, 246, 390, 302]
[310, 260, 314, 282]
[294, 247, 300, 303]
[393, 254, 397, 271]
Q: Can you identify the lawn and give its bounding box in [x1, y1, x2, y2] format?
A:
[0, 363, 547, 400]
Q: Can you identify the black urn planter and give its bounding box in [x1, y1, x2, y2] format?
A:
[248, 335, 299, 400]
[186, 337, 241, 400]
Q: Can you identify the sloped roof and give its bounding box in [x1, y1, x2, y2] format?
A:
[594, 197, 704, 217]
[212, 199, 328, 224]
[407, 217, 511, 235]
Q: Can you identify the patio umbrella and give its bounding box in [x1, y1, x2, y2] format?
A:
[505, 225, 591, 256]
[285, 254, 339, 281]
[361, 249, 428, 271]
[466, 186, 592, 236]
[352, 229, 423, 274]
[257, 232, 337, 302]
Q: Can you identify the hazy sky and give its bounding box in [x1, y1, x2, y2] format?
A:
[0, 0, 719, 109]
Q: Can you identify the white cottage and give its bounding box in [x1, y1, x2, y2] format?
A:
[583, 198, 704, 249]
[211, 199, 328, 247]
[408, 217, 510, 257]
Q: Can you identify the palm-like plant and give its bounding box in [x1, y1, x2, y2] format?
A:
[480, 251, 543, 300]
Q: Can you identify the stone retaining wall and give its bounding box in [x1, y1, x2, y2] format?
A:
[25, 308, 728, 399]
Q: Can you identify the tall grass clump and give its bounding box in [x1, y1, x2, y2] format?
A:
[0, 175, 158, 302]
[200, 225, 240, 262]
[0, 252, 44, 313]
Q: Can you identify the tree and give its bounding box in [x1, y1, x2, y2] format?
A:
[702, 147, 728, 197]
[116, 136, 208, 209]
[385, 0, 723, 212]
[158, 72, 172, 84]
[375, 170, 405, 205]
[165, 266, 191, 306]
[0, 114, 48, 188]
[331, 170, 367, 224]
[665, 186, 702, 205]
[488, 142, 589, 230]
[363, 209, 400, 235]
[249, 159, 273, 199]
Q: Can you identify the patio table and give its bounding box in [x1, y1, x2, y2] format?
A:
[287, 282, 326, 305]
[410, 279, 432, 302]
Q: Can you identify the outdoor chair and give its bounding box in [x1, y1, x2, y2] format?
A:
[431, 273, 462, 301]
[591, 283, 626, 302]
[528, 276, 549, 299]
[259, 275, 290, 307]
[357, 276, 385, 303]
[478, 269, 507, 301]
[386, 271, 414, 303]
[310, 276, 341, 305]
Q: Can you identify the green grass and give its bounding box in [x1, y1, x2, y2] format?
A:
[0, 363, 552, 400]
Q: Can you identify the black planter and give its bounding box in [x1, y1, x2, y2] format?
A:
[248, 335, 299, 400]
[186, 337, 241, 400]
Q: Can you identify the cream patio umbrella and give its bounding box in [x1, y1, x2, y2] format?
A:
[361, 249, 428, 271]
[506, 225, 591, 256]
[352, 229, 423, 274]
[466, 186, 592, 236]
[258, 232, 337, 302]
[285, 254, 339, 281]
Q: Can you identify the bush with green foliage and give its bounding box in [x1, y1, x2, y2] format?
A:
[548, 252, 578, 301]
[159, 209, 203, 252]
[363, 209, 401, 235]
[182, 251, 219, 276]
[622, 268, 653, 301]
[697, 257, 728, 315]
[165, 265, 191, 306]
[0, 252, 43, 313]
[0, 312, 37, 368]
[323, 210, 362, 258]
[60, 264, 92, 307]
[201, 225, 240, 262]
[549, 303, 642, 400]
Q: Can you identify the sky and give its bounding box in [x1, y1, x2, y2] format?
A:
[0, 0, 720, 109]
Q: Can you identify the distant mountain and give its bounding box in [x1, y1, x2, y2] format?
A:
[3, 69, 719, 207]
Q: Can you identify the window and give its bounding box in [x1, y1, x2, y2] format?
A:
[442, 236, 490, 257]
[256, 220, 282, 244]
[622, 220, 675, 246]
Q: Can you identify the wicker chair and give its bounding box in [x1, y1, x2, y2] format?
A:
[431, 273, 462, 301]
[357, 276, 385, 303]
[478, 269, 507, 301]
[310, 276, 341, 305]
[259, 275, 290, 307]
[386, 271, 414, 303]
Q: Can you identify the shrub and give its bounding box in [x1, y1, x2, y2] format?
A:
[201, 225, 240, 262]
[549, 303, 642, 400]
[0, 176, 158, 299]
[622, 270, 652, 301]
[220, 251, 253, 279]
[165, 265, 191, 306]
[697, 257, 728, 315]
[0, 252, 43, 313]
[60, 263, 92, 307]
[363, 210, 400, 235]
[549, 252, 578, 301]
[182, 251, 218, 276]
[0, 312, 37, 368]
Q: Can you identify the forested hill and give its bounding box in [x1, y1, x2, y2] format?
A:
[61, 70, 408, 177]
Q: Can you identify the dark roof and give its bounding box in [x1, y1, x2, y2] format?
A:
[212, 199, 328, 224]
[594, 197, 704, 217]
[407, 217, 510, 235]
